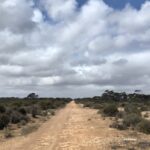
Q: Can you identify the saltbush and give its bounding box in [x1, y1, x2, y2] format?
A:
[123, 113, 142, 127]
[31, 106, 38, 118]
[11, 111, 29, 124]
[103, 103, 118, 117]
[116, 111, 125, 118]
[0, 105, 6, 113]
[0, 114, 10, 129]
[11, 111, 22, 124]
[18, 107, 27, 115]
[136, 120, 150, 134]
[124, 104, 141, 115]
[110, 122, 127, 130]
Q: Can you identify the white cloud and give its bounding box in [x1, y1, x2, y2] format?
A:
[0, 0, 35, 33]
[0, 0, 150, 97]
[41, 0, 77, 21]
[32, 9, 43, 23]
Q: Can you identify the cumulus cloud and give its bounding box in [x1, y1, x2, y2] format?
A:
[0, 0, 35, 33]
[0, 0, 150, 97]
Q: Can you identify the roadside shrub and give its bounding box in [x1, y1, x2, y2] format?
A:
[50, 102, 59, 109]
[116, 111, 125, 119]
[83, 102, 94, 108]
[51, 111, 55, 116]
[4, 128, 13, 138]
[20, 115, 30, 122]
[119, 103, 126, 107]
[39, 101, 51, 110]
[31, 106, 38, 118]
[11, 111, 29, 124]
[18, 107, 27, 115]
[124, 104, 141, 115]
[123, 113, 142, 127]
[18, 120, 28, 126]
[41, 111, 48, 116]
[140, 105, 149, 111]
[143, 113, 149, 118]
[97, 109, 102, 115]
[136, 120, 150, 134]
[6, 108, 13, 115]
[12, 101, 23, 108]
[11, 111, 22, 124]
[21, 125, 39, 135]
[0, 114, 10, 129]
[93, 104, 103, 109]
[0, 105, 6, 113]
[103, 103, 118, 117]
[110, 122, 127, 130]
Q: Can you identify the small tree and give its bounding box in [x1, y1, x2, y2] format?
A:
[27, 93, 38, 99]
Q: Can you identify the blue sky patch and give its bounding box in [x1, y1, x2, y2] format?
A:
[77, 0, 88, 8]
[76, 0, 149, 9]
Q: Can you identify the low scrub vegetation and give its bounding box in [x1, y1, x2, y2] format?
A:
[123, 113, 142, 127]
[102, 103, 118, 117]
[0, 96, 71, 138]
[0, 114, 9, 129]
[21, 124, 39, 135]
[75, 90, 150, 135]
[136, 120, 150, 134]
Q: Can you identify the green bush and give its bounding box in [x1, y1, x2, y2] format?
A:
[0, 105, 6, 113]
[39, 101, 51, 110]
[93, 104, 103, 109]
[136, 120, 150, 134]
[18, 107, 27, 115]
[18, 120, 28, 126]
[0, 114, 10, 129]
[51, 111, 55, 116]
[11, 111, 29, 124]
[103, 103, 118, 117]
[140, 105, 149, 111]
[31, 106, 39, 118]
[110, 122, 127, 130]
[123, 113, 142, 127]
[0, 98, 70, 131]
[83, 103, 92, 108]
[21, 125, 39, 135]
[12, 101, 23, 108]
[124, 104, 141, 115]
[11, 111, 22, 124]
[4, 128, 13, 138]
[116, 111, 125, 118]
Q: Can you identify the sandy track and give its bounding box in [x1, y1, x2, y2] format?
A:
[1, 101, 127, 150]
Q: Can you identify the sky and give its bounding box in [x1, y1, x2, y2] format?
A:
[0, 0, 150, 97]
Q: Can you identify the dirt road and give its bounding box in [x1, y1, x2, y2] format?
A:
[0, 101, 128, 150]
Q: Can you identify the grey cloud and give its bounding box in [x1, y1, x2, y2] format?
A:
[113, 58, 128, 65]
[0, 0, 150, 97]
[0, 0, 36, 33]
